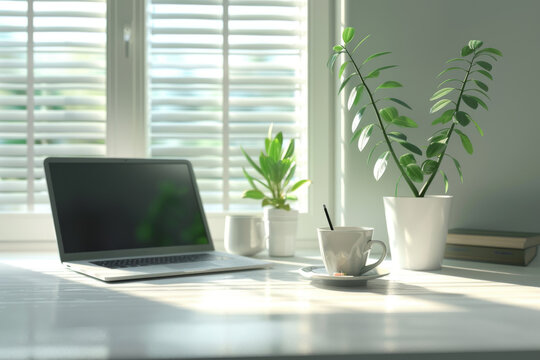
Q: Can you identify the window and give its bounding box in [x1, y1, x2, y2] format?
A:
[0, 0, 333, 243]
[148, 0, 308, 212]
[0, 0, 106, 213]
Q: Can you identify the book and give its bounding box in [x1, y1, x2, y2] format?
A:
[445, 244, 537, 266]
[447, 228, 540, 249]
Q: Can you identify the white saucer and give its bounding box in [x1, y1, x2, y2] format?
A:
[299, 266, 390, 286]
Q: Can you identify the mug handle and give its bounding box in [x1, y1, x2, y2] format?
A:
[360, 240, 387, 274]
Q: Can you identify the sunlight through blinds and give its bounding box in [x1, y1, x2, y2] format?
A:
[149, 0, 308, 212]
[0, 0, 106, 212]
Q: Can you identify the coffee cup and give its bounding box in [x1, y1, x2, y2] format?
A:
[224, 215, 265, 256]
[317, 227, 387, 276]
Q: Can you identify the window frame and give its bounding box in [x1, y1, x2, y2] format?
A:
[0, 0, 335, 250]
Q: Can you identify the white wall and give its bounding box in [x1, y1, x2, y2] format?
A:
[335, 0, 540, 243]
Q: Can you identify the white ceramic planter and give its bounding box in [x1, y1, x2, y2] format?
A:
[383, 195, 452, 271]
[264, 208, 298, 257]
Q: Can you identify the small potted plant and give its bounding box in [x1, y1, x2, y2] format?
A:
[329, 27, 502, 270]
[241, 126, 311, 257]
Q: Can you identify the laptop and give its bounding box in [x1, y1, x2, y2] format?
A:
[44, 157, 270, 282]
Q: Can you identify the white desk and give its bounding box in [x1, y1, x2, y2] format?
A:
[1, 252, 540, 360]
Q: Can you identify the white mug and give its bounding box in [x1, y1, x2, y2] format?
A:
[224, 215, 265, 256]
[317, 226, 387, 276]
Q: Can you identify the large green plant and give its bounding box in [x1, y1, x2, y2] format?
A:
[329, 27, 502, 197]
[241, 126, 311, 210]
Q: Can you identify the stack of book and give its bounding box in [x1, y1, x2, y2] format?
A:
[445, 229, 540, 266]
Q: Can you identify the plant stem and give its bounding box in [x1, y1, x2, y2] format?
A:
[418, 52, 477, 197]
[343, 48, 420, 197]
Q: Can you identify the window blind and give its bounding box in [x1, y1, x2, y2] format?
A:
[0, 0, 106, 212]
[149, 0, 308, 212]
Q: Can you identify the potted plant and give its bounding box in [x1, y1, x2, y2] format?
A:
[329, 27, 502, 270]
[241, 126, 311, 257]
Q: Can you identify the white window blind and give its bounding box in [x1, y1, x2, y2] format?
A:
[0, 0, 106, 212]
[149, 0, 308, 212]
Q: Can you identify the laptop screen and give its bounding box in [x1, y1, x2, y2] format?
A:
[47, 160, 210, 254]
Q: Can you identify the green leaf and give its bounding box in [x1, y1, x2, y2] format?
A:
[342, 27, 355, 43]
[268, 138, 281, 162]
[358, 123, 374, 151]
[284, 164, 296, 187]
[242, 167, 258, 190]
[438, 78, 462, 88]
[476, 69, 493, 80]
[446, 58, 468, 64]
[461, 46, 474, 57]
[348, 85, 364, 110]
[286, 194, 298, 201]
[421, 159, 438, 175]
[468, 95, 488, 110]
[429, 133, 449, 144]
[430, 99, 452, 113]
[379, 107, 398, 123]
[461, 94, 478, 109]
[352, 106, 367, 133]
[400, 141, 422, 155]
[448, 155, 463, 183]
[399, 153, 416, 167]
[339, 61, 349, 78]
[437, 67, 466, 78]
[476, 61, 492, 71]
[338, 73, 356, 94]
[290, 179, 311, 192]
[264, 138, 271, 154]
[363, 51, 391, 65]
[432, 109, 454, 125]
[241, 147, 264, 178]
[430, 87, 454, 101]
[455, 111, 471, 127]
[387, 131, 407, 142]
[367, 140, 384, 164]
[473, 80, 489, 92]
[406, 164, 424, 183]
[426, 142, 447, 158]
[455, 129, 474, 154]
[468, 40, 483, 50]
[327, 52, 339, 71]
[366, 65, 398, 79]
[393, 115, 418, 128]
[465, 88, 490, 100]
[352, 34, 371, 53]
[387, 97, 412, 110]
[276, 131, 283, 150]
[395, 174, 403, 197]
[284, 138, 295, 159]
[470, 117, 484, 136]
[428, 128, 450, 142]
[242, 189, 265, 200]
[333, 45, 344, 52]
[477, 47, 503, 57]
[376, 81, 402, 90]
[373, 151, 390, 181]
[441, 170, 449, 193]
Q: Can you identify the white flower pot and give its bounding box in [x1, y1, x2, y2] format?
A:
[383, 195, 453, 271]
[264, 208, 298, 257]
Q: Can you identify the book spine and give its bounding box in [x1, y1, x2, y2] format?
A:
[444, 244, 535, 266]
[446, 234, 526, 249]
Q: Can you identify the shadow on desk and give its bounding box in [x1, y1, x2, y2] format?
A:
[2, 256, 540, 360]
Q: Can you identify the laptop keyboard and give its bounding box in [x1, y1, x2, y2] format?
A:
[91, 253, 220, 269]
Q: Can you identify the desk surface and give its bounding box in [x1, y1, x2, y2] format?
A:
[1, 251, 540, 360]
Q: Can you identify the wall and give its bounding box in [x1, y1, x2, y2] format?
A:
[335, 0, 540, 243]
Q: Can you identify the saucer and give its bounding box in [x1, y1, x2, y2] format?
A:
[299, 266, 390, 286]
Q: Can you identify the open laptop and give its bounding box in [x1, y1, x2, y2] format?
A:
[44, 157, 270, 282]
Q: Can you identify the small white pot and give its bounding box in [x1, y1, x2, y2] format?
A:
[264, 208, 298, 257]
[383, 195, 452, 271]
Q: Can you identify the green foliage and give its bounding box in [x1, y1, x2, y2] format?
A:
[329, 26, 502, 197]
[242, 126, 311, 210]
